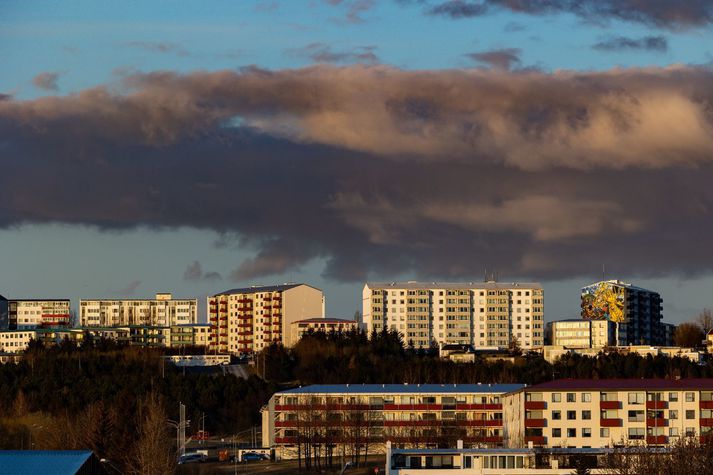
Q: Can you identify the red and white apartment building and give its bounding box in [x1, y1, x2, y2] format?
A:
[207, 284, 324, 355]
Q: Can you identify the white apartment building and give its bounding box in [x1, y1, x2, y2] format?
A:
[546, 319, 615, 349]
[362, 282, 544, 350]
[8, 299, 71, 329]
[503, 379, 713, 449]
[0, 330, 37, 353]
[207, 284, 325, 355]
[79, 293, 197, 327]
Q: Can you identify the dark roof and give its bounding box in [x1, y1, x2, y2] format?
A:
[294, 318, 356, 324]
[0, 450, 96, 474]
[525, 378, 713, 391]
[7, 298, 70, 302]
[280, 383, 523, 395]
[392, 447, 669, 455]
[214, 283, 320, 296]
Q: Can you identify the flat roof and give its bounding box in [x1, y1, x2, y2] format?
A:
[526, 378, 713, 391]
[214, 283, 321, 296]
[280, 383, 524, 395]
[293, 318, 356, 324]
[0, 450, 94, 473]
[392, 447, 669, 455]
[581, 280, 658, 294]
[366, 281, 542, 290]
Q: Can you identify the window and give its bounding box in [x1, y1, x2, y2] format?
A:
[567, 411, 576, 420]
[686, 410, 695, 420]
[567, 428, 576, 438]
[669, 392, 678, 402]
[686, 427, 696, 437]
[601, 428, 610, 438]
[582, 393, 591, 403]
[686, 392, 695, 403]
[552, 393, 561, 403]
[552, 411, 561, 420]
[628, 428, 645, 440]
[582, 428, 591, 438]
[552, 428, 561, 437]
[582, 410, 591, 420]
[628, 410, 644, 422]
[670, 428, 679, 437]
[669, 410, 678, 420]
[567, 393, 576, 403]
[628, 393, 645, 405]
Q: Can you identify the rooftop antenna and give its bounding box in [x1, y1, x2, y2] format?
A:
[602, 264, 605, 282]
[484, 268, 487, 282]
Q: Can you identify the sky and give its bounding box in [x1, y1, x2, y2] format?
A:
[1, 0, 713, 323]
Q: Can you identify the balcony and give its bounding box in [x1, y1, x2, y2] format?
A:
[482, 436, 503, 444]
[647, 401, 668, 410]
[600, 401, 621, 410]
[525, 401, 546, 410]
[600, 418, 622, 427]
[525, 419, 546, 428]
[524, 436, 545, 445]
[646, 435, 668, 445]
[701, 418, 713, 427]
[700, 401, 713, 409]
[646, 418, 667, 427]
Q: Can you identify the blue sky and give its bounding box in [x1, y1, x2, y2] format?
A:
[1, 0, 713, 323]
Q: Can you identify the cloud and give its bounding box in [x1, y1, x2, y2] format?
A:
[125, 41, 189, 56]
[2, 65, 713, 282]
[592, 35, 668, 52]
[324, 0, 376, 23]
[117, 280, 141, 295]
[419, 1, 713, 30]
[32, 72, 61, 91]
[183, 260, 222, 282]
[465, 48, 521, 70]
[287, 43, 379, 64]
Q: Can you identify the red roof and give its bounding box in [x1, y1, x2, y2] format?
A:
[525, 378, 713, 391]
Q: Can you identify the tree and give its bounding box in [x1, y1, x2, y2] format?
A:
[127, 392, 175, 475]
[674, 323, 705, 348]
[696, 309, 713, 335]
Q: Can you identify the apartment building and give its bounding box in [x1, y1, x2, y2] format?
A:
[169, 323, 210, 348]
[581, 280, 665, 346]
[503, 379, 713, 449]
[79, 293, 197, 327]
[4, 299, 71, 329]
[362, 282, 544, 350]
[287, 317, 358, 346]
[546, 319, 616, 349]
[262, 383, 524, 459]
[208, 284, 324, 355]
[0, 330, 36, 353]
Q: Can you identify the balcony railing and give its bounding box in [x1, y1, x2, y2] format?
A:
[524, 436, 545, 445]
[646, 418, 667, 427]
[525, 401, 546, 410]
[700, 401, 713, 409]
[524, 419, 546, 428]
[647, 401, 668, 410]
[600, 401, 621, 410]
[646, 435, 667, 445]
[600, 418, 622, 427]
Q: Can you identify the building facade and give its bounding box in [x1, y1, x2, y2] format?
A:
[79, 293, 197, 327]
[207, 284, 325, 355]
[262, 383, 524, 460]
[581, 280, 664, 346]
[7, 299, 71, 329]
[363, 282, 544, 350]
[169, 323, 211, 348]
[287, 317, 358, 346]
[0, 330, 36, 353]
[503, 379, 713, 449]
[546, 319, 616, 349]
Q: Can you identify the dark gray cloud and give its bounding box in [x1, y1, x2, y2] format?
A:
[287, 43, 379, 64]
[592, 35, 668, 52]
[183, 261, 222, 282]
[2, 65, 713, 282]
[416, 1, 713, 30]
[466, 48, 521, 70]
[32, 72, 61, 91]
[125, 41, 189, 56]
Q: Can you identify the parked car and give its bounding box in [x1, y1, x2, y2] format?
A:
[178, 453, 206, 464]
[241, 452, 269, 462]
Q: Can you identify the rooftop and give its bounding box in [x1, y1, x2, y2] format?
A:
[0, 450, 96, 474]
[293, 318, 356, 324]
[279, 383, 524, 395]
[581, 279, 658, 294]
[525, 378, 713, 391]
[365, 281, 542, 290]
[214, 283, 320, 296]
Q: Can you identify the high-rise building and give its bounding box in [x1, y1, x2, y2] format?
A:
[207, 284, 324, 355]
[545, 319, 616, 349]
[287, 317, 358, 347]
[362, 282, 544, 350]
[8, 299, 71, 329]
[581, 280, 664, 346]
[79, 293, 197, 327]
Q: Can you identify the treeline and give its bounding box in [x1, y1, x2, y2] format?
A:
[261, 328, 713, 386]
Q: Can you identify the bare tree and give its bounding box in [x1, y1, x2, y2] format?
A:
[696, 309, 713, 335]
[127, 391, 175, 475]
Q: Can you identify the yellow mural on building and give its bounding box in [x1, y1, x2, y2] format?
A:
[581, 282, 625, 323]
